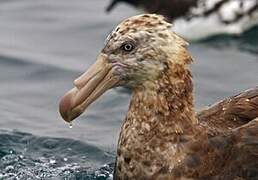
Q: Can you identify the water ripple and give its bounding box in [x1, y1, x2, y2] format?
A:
[0, 130, 115, 180]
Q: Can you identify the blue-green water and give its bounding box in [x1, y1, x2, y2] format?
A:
[0, 0, 257, 179]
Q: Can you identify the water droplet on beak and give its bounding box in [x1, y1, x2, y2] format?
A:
[69, 123, 73, 129]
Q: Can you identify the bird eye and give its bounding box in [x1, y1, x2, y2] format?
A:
[121, 43, 134, 52]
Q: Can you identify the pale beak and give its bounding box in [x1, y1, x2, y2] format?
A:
[59, 53, 120, 122]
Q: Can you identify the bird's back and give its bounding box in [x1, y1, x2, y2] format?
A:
[172, 118, 258, 180]
[198, 87, 258, 135]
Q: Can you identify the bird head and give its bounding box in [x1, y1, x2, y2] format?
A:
[59, 14, 191, 122]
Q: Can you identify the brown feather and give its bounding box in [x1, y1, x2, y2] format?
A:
[198, 87, 258, 134]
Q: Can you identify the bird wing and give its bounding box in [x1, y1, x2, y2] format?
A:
[177, 118, 258, 179]
[220, 117, 258, 179]
[197, 87, 258, 134]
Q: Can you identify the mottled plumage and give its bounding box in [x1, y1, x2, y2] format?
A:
[59, 14, 258, 179]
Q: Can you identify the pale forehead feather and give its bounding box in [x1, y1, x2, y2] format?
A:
[106, 14, 172, 42]
[117, 14, 172, 33]
[105, 14, 189, 52]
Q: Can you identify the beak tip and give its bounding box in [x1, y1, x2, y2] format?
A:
[59, 87, 83, 123]
[59, 89, 77, 123]
[59, 96, 71, 122]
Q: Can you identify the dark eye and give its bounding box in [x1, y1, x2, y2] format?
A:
[121, 43, 135, 52]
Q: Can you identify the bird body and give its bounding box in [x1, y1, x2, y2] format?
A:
[107, 0, 258, 40]
[59, 14, 258, 179]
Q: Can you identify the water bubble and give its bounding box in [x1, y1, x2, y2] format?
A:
[5, 165, 14, 172]
[49, 159, 56, 164]
[108, 174, 113, 180]
[81, 155, 87, 159]
[97, 173, 106, 178]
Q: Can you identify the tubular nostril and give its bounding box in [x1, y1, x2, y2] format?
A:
[73, 79, 82, 89]
[73, 71, 92, 89]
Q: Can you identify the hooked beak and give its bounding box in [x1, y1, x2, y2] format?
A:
[106, 0, 119, 12]
[59, 53, 120, 122]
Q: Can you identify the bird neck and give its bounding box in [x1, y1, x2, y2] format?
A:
[115, 63, 198, 177]
[115, 62, 199, 178]
[127, 63, 197, 136]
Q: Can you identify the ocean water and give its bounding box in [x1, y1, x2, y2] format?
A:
[0, 0, 257, 179]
